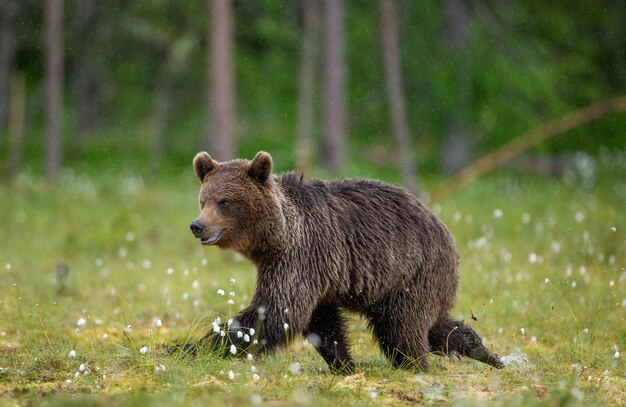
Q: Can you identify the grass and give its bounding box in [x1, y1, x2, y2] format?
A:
[0, 158, 625, 406]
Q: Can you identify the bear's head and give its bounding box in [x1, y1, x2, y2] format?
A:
[190, 151, 284, 257]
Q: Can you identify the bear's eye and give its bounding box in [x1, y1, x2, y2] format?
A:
[218, 200, 230, 209]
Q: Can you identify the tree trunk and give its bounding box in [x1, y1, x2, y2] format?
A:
[5, 73, 25, 174]
[150, 74, 172, 174]
[45, 0, 64, 180]
[0, 0, 18, 145]
[380, 0, 419, 193]
[321, 0, 347, 172]
[71, 0, 101, 146]
[440, 0, 472, 173]
[431, 96, 626, 202]
[207, 0, 235, 161]
[296, 0, 320, 176]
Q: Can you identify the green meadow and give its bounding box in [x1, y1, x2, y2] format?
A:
[0, 156, 625, 406]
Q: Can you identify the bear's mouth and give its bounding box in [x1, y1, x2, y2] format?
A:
[200, 229, 223, 245]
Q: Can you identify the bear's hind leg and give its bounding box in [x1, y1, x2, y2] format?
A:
[428, 314, 504, 368]
[366, 299, 431, 371]
[305, 305, 355, 375]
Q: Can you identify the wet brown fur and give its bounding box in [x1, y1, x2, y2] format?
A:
[184, 151, 503, 373]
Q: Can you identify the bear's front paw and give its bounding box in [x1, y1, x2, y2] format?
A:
[166, 342, 199, 356]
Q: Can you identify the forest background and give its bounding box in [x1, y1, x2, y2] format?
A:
[1, 0, 625, 185]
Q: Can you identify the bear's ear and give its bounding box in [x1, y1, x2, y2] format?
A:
[247, 151, 273, 184]
[193, 152, 218, 182]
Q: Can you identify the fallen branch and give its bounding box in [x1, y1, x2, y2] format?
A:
[431, 96, 626, 202]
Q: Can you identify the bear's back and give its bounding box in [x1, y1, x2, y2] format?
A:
[277, 174, 458, 307]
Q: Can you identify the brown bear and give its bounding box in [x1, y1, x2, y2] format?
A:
[182, 151, 503, 373]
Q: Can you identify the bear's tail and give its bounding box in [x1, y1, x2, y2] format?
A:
[428, 314, 504, 369]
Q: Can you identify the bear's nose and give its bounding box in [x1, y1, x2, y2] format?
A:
[190, 220, 204, 237]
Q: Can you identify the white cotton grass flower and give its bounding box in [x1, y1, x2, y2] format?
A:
[217, 289, 225, 296]
[156, 319, 162, 327]
[614, 351, 620, 359]
[244, 334, 250, 342]
[65, 379, 73, 385]
[520, 328, 526, 336]
[229, 278, 236, 285]
[252, 373, 260, 380]
[230, 344, 237, 355]
[139, 346, 149, 354]
[155, 364, 166, 372]
[249, 328, 255, 336]
[283, 323, 290, 332]
[68, 350, 77, 358]
[102, 333, 109, 340]
[247, 353, 254, 361]
[228, 370, 235, 380]
[227, 299, 235, 305]
[610, 226, 616, 232]
[236, 331, 243, 338]
[76, 318, 87, 327]
[79, 364, 86, 372]
[220, 331, 226, 337]
[212, 322, 221, 334]
[289, 362, 301, 374]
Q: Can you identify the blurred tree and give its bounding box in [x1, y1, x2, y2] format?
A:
[207, 0, 235, 161]
[0, 0, 18, 145]
[44, 0, 64, 179]
[70, 0, 102, 147]
[380, 0, 418, 192]
[321, 0, 347, 172]
[296, 0, 320, 175]
[439, 0, 472, 173]
[5, 73, 25, 174]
